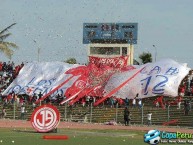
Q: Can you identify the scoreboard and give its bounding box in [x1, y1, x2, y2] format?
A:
[83, 23, 138, 44]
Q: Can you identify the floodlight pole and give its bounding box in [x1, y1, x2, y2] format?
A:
[129, 32, 134, 65]
[153, 45, 157, 62]
[38, 47, 40, 62]
[33, 40, 41, 62]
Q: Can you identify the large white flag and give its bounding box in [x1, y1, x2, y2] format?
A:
[104, 59, 190, 99]
[3, 59, 191, 100]
[2, 62, 80, 96]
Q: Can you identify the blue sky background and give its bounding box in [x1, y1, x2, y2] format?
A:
[1, 0, 193, 68]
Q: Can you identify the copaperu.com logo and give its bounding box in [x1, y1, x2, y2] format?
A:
[144, 130, 161, 145]
[161, 131, 193, 140]
[144, 130, 193, 145]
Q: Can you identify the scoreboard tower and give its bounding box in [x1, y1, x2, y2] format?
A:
[83, 23, 138, 67]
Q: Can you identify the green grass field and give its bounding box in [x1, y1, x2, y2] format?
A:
[0, 128, 190, 145]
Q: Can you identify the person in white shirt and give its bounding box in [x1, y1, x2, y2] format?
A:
[132, 98, 136, 108]
[138, 99, 142, 109]
[32, 102, 36, 110]
[132, 93, 139, 108]
[147, 111, 152, 126]
[86, 96, 90, 106]
[20, 105, 25, 120]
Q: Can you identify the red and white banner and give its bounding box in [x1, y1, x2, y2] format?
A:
[103, 59, 190, 99]
[2, 62, 80, 96]
[89, 56, 128, 68]
[60, 63, 115, 105]
[2, 59, 191, 106]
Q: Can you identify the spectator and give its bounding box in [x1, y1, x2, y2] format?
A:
[191, 85, 193, 96]
[187, 75, 191, 90]
[89, 96, 93, 104]
[1, 107, 6, 119]
[184, 101, 190, 116]
[117, 98, 124, 107]
[189, 98, 192, 110]
[124, 97, 129, 108]
[19, 96, 24, 106]
[114, 98, 118, 107]
[86, 96, 90, 106]
[187, 87, 191, 96]
[138, 98, 142, 109]
[20, 105, 25, 120]
[56, 94, 62, 103]
[32, 102, 36, 110]
[147, 111, 152, 126]
[109, 97, 114, 108]
[132, 94, 139, 108]
[177, 96, 182, 109]
[123, 107, 130, 126]
[81, 97, 86, 107]
[179, 85, 185, 97]
[154, 96, 165, 109]
[93, 96, 96, 103]
[132, 98, 136, 108]
[191, 78, 193, 88]
[32, 94, 37, 102]
[11, 92, 16, 104]
[155, 101, 159, 108]
[7, 93, 13, 104]
[0, 93, 2, 102]
[38, 92, 43, 100]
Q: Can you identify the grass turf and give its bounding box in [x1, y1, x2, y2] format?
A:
[0, 128, 189, 145]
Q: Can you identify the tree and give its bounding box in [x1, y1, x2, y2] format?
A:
[0, 23, 18, 59]
[65, 58, 77, 64]
[139, 52, 152, 64]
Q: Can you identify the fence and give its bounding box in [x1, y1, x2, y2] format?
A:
[2, 102, 193, 127]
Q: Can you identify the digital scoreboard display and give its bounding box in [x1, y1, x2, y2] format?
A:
[83, 23, 138, 44]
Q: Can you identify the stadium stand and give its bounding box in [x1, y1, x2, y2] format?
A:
[0, 61, 193, 127]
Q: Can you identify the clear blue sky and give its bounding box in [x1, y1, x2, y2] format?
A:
[1, 0, 193, 68]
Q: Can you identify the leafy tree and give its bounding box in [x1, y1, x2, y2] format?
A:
[0, 23, 18, 59]
[65, 58, 77, 64]
[139, 52, 152, 64]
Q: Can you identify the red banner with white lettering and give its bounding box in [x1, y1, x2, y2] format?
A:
[89, 56, 128, 68]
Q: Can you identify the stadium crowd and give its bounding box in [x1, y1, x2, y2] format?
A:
[0, 61, 24, 97]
